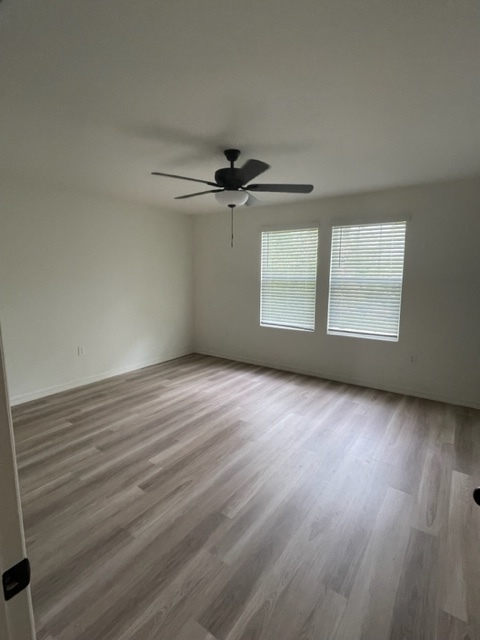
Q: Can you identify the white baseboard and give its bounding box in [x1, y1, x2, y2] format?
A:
[195, 348, 480, 410]
[10, 349, 194, 406]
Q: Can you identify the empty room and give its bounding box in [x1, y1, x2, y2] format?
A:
[1, 1, 480, 639]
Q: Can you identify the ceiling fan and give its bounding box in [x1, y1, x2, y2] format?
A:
[151, 148, 314, 208]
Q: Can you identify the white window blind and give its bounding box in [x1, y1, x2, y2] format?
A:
[327, 221, 406, 340]
[260, 228, 318, 331]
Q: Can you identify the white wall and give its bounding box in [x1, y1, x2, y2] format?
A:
[0, 175, 193, 404]
[194, 177, 480, 409]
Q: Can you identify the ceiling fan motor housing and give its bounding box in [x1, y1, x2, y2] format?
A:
[214, 167, 244, 190]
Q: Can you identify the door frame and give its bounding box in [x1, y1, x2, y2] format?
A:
[0, 323, 36, 640]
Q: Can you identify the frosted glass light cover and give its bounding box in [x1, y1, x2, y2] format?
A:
[215, 190, 248, 207]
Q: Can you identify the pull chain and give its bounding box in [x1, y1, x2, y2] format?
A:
[229, 205, 235, 248]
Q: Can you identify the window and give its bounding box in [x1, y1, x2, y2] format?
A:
[327, 221, 406, 340]
[260, 228, 319, 331]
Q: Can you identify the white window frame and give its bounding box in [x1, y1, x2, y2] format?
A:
[260, 226, 319, 332]
[327, 221, 407, 341]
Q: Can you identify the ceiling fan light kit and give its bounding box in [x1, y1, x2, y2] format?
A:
[151, 148, 314, 209]
[215, 190, 249, 207]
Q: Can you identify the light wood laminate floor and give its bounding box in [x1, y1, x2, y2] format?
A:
[12, 354, 480, 640]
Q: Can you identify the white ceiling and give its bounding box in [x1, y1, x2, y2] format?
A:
[1, 0, 479, 213]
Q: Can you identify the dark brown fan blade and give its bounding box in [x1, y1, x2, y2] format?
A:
[151, 171, 218, 187]
[245, 192, 260, 206]
[247, 183, 314, 193]
[237, 160, 270, 185]
[175, 189, 224, 200]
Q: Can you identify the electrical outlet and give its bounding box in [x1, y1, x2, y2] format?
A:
[77, 346, 85, 356]
[410, 354, 417, 364]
